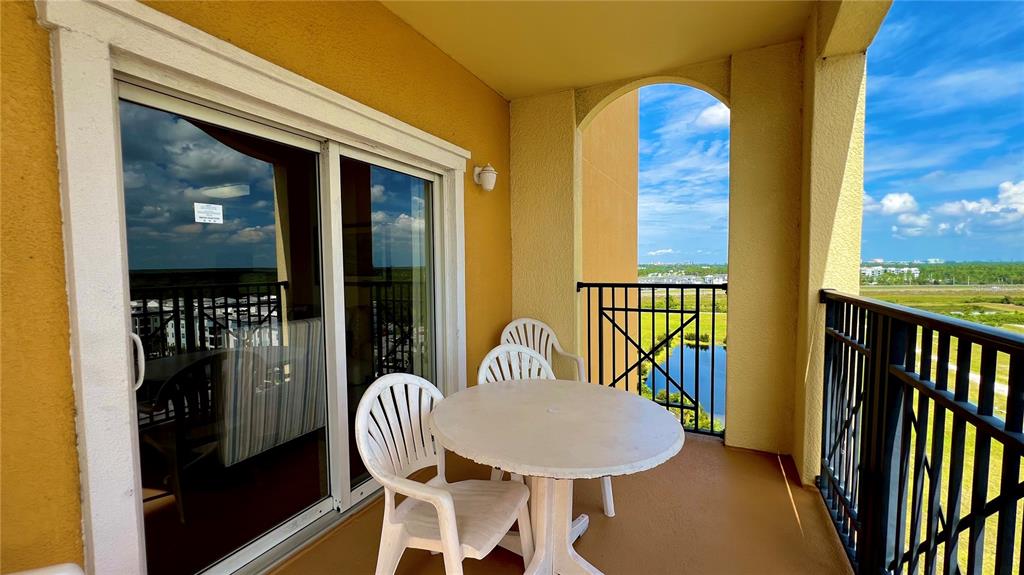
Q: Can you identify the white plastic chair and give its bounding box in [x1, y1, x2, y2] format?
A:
[355, 373, 534, 575]
[501, 318, 585, 381]
[497, 322, 617, 518]
[476, 343, 555, 385]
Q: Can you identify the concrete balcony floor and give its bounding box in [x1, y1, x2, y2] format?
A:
[274, 434, 852, 574]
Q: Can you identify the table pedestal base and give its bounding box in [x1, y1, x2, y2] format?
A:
[524, 477, 601, 575]
[498, 514, 588, 556]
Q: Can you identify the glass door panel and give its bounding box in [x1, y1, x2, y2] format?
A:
[119, 95, 329, 574]
[339, 155, 435, 489]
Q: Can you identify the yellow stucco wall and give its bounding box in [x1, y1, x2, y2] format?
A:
[1, 1, 512, 570]
[509, 91, 580, 357]
[579, 92, 639, 387]
[0, 2, 84, 571]
[792, 3, 874, 485]
[725, 41, 804, 455]
[581, 91, 638, 284]
[575, 57, 731, 128]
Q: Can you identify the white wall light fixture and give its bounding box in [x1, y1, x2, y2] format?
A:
[473, 164, 497, 192]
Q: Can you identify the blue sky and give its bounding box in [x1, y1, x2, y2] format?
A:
[637, 85, 729, 264]
[638, 1, 1023, 264]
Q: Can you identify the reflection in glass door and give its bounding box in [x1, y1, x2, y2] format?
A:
[339, 155, 435, 490]
[119, 92, 329, 574]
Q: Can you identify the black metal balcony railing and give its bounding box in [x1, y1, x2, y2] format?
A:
[819, 289, 1023, 575]
[131, 281, 287, 359]
[577, 281, 727, 436]
[346, 280, 429, 378]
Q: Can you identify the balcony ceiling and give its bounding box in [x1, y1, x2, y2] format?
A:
[382, 1, 814, 100]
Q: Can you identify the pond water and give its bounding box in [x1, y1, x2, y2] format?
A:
[644, 343, 727, 426]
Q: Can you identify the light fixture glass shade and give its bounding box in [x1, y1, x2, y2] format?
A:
[474, 164, 497, 192]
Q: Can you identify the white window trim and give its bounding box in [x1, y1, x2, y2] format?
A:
[38, 1, 469, 573]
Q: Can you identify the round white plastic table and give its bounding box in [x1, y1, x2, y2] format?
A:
[429, 379, 685, 575]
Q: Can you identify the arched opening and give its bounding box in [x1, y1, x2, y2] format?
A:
[578, 81, 729, 436]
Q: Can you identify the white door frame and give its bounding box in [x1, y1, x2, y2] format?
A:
[38, 1, 469, 573]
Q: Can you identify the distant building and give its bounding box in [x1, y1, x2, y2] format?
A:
[861, 266, 920, 281]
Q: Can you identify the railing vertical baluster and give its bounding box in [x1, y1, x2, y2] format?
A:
[630, 286, 638, 392]
[649, 287, 654, 401]
[223, 285, 230, 346]
[141, 292, 150, 353]
[618, 284, 626, 390]
[677, 287, 683, 416]
[611, 287, 617, 389]
[966, 346, 997, 572]
[589, 286, 598, 384]
[664, 287, 670, 410]
[710, 287, 716, 432]
[906, 328, 933, 574]
[892, 325, 918, 573]
[846, 304, 862, 532]
[695, 287, 701, 432]
[197, 288, 207, 351]
[943, 338, 972, 574]
[923, 332, 950, 575]
[994, 350, 1022, 575]
[832, 301, 847, 496]
[172, 289, 182, 354]
[838, 302, 852, 501]
[598, 287, 604, 388]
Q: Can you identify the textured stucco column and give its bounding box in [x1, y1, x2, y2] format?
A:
[510, 91, 581, 365]
[725, 42, 804, 456]
[792, 22, 870, 485]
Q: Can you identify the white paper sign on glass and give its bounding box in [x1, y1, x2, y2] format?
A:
[193, 202, 224, 224]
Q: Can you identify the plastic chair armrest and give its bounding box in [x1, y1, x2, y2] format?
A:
[552, 345, 587, 382]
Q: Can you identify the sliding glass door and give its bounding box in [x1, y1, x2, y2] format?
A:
[339, 154, 436, 492]
[116, 84, 442, 573]
[119, 88, 330, 574]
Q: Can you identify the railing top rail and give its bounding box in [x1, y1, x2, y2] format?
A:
[577, 281, 727, 291]
[821, 288, 1024, 350]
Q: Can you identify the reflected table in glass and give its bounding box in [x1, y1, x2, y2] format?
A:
[429, 379, 685, 574]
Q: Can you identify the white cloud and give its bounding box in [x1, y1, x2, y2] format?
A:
[371, 184, 386, 202]
[864, 193, 880, 212]
[173, 223, 203, 235]
[647, 248, 675, 256]
[934, 180, 1024, 226]
[639, 139, 729, 190]
[371, 212, 426, 237]
[123, 170, 147, 189]
[879, 192, 919, 215]
[228, 224, 275, 244]
[693, 103, 730, 129]
[392, 213, 425, 233]
[897, 213, 931, 227]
